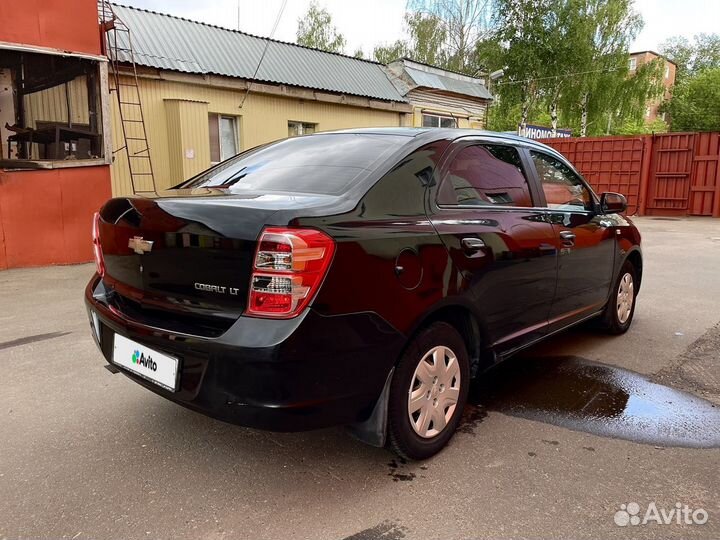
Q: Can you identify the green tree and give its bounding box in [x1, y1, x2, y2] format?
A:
[663, 68, 720, 131]
[481, 0, 660, 137]
[373, 12, 447, 65]
[660, 33, 720, 84]
[658, 36, 693, 84]
[561, 0, 651, 136]
[373, 41, 410, 64]
[408, 0, 496, 73]
[480, 0, 553, 131]
[613, 117, 668, 135]
[374, 1, 495, 73]
[296, 1, 346, 53]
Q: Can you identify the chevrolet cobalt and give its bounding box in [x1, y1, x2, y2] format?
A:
[85, 128, 642, 460]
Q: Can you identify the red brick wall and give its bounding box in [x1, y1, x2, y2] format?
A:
[0, 0, 101, 55]
[0, 166, 111, 269]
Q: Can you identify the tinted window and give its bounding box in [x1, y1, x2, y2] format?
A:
[437, 144, 532, 207]
[363, 141, 449, 218]
[530, 151, 593, 211]
[178, 134, 408, 195]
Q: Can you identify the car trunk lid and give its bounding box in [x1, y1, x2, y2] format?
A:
[97, 191, 337, 333]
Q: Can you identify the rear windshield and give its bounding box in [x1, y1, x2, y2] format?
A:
[177, 133, 409, 195]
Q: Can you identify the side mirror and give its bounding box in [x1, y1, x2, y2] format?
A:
[600, 192, 627, 214]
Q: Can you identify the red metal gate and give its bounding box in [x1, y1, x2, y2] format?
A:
[540, 131, 720, 217]
[539, 136, 645, 214]
[645, 133, 695, 215]
[689, 132, 720, 216]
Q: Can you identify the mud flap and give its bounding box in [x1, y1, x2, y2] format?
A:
[346, 368, 394, 448]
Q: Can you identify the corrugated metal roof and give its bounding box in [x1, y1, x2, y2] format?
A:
[109, 4, 406, 103]
[403, 66, 493, 100]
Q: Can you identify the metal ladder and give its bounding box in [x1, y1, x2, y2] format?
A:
[98, 0, 156, 194]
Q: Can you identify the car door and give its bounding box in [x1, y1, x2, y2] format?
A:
[527, 149, 616, 330]
[427, 139, 558, 353]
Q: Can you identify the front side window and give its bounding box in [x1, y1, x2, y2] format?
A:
[422, 113, 457, 128]
[437, 144, 532, 207]
[530, 151, 593, 211]
[209, 114, 238, 162]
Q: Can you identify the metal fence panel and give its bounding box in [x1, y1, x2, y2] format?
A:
[540, 132, 720, 217]
[539, 136, 645, 215]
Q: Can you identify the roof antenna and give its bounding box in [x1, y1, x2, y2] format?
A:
[239, 0, 288, 109]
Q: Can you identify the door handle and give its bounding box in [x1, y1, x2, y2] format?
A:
[461, 237, 486, 251]
[559, 230, 576, 246]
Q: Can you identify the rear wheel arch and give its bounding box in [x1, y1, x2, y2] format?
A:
[346, 304, 484, 450]
[406, 303, 487, 378]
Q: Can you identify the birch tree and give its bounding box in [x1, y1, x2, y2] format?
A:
[296, 1, 346, 53]
[408, 0, 497, 73]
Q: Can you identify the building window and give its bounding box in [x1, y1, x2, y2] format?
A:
[422, 113, 457, 128]
[665, 64, 671, 79]
[629, 57, 637, 71]
[209, 114, 238, 162]
[288, 121, 316, 137]
[0, 49, 105, 166]
[646, 107, 652, 118]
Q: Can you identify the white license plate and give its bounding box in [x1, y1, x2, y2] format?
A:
[113, 334, 179, 392]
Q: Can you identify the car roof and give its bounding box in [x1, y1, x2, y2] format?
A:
[313, 127, 566, 160]
[317, 127, 431, 137]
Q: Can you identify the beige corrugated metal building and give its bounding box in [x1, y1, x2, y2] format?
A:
[109, 69, 409, 195]
[105, 5, 492, 196]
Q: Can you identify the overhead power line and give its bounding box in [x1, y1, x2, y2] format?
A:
[239, 0, 289, 108]
[495, 66, 622, 86]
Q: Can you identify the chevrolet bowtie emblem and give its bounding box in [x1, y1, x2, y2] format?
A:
[128, 236, 154, 254]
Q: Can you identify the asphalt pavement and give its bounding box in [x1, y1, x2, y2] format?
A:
[1, 216, 719, 540]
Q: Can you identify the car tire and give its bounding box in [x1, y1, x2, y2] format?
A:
[598, 260, 637, 334]
[387, 321, 470, 461]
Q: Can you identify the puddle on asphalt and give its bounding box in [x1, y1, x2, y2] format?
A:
[468, 356, 720, 448]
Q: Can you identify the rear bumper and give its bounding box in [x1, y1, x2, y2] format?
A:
[85, 275, 405, 431]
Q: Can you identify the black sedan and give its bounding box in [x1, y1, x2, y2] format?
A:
[85, 128, 642, 460]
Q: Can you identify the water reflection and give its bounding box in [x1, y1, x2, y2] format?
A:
[472, 356, 720, 448]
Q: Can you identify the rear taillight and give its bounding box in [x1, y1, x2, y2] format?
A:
[246, 227, 335, 318]
[92, 212, 105, 277]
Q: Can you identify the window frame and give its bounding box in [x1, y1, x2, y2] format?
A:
[288, 120, 317, 137]
[0, 45, 112, 169]
[429, 136, 599, 215]
[422, 113, 458, 129]
[629, 57, 637, 71]
[209, 113, 239, 164]
[434, 139, 540, 210]
[526, 148, 599, 214]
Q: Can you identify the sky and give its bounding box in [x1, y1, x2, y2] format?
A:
[117, 0, 720, 58]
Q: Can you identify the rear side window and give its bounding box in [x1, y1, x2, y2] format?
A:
[530, 151, 593, 211]
[437, 144, 533, 207]
[177, 133, 408, 195]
